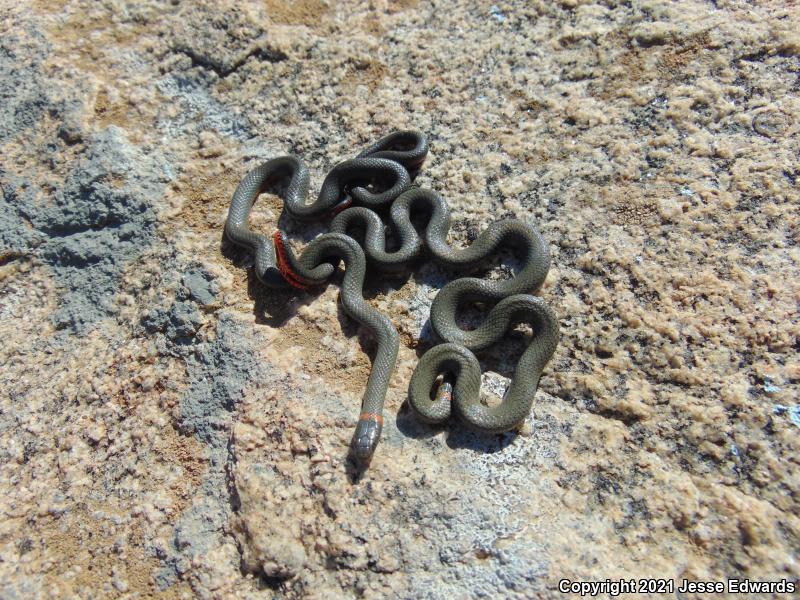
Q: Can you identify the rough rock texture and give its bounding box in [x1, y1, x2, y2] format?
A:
[1, 0, 798, 598]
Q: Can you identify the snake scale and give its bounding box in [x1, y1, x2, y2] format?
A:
[225, 131, 559, 462]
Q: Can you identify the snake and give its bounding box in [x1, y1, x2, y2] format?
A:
[277, 232, 399, 460]
[224, 131, 558, 460]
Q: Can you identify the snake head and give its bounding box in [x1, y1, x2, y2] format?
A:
[350, 414, 383, 463]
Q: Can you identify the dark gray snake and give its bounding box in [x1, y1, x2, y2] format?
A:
[224, 131, 559, 461]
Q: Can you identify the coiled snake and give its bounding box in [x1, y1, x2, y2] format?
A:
[224, 131, 559, 462]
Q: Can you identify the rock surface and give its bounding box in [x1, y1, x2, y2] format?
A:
[1, 0, 798, 598]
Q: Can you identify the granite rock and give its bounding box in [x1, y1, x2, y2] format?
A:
[0, 1, 798, 598]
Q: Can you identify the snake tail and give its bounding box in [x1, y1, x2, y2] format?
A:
[356, 130, 429, 173]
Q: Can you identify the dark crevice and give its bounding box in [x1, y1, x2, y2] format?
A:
[0, 250, 24, 266]
[38, 217, 128, 238]
[174, 45, 288, 77]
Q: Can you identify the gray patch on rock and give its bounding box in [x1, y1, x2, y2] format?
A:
[381, 397, 568, 598]
[156, 71, 252, 140]
[28, 127, 173, 333]
[142, 301, 204, 343]
[181, 265, 219, 307]
[0, 127, 169, 333]
[0, 24, 50, 143]
[139, 266, 220, 352]
[0, 22, 50, 257]
[157, 312, 271, 588]
[392, 473, 544, 597]
[416, 400, 565, 597]
[0, 174, 44, 255]
[177, 313, 265, 448]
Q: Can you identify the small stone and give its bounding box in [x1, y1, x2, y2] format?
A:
[58, 119, 84, 144]
[112, 568, 129, 592]
[85, 424, 106, 445]
[183, 268, 218, 307]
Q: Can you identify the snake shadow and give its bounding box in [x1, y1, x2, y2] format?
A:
[220, 229, 330, 326]
[395, 400, 520, 454]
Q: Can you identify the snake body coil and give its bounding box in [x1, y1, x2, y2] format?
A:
[225, 131, 427, 287]
[409, 296, 559, 433]
[332, 187, 560, 433]
[224, 131, 558, 461]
